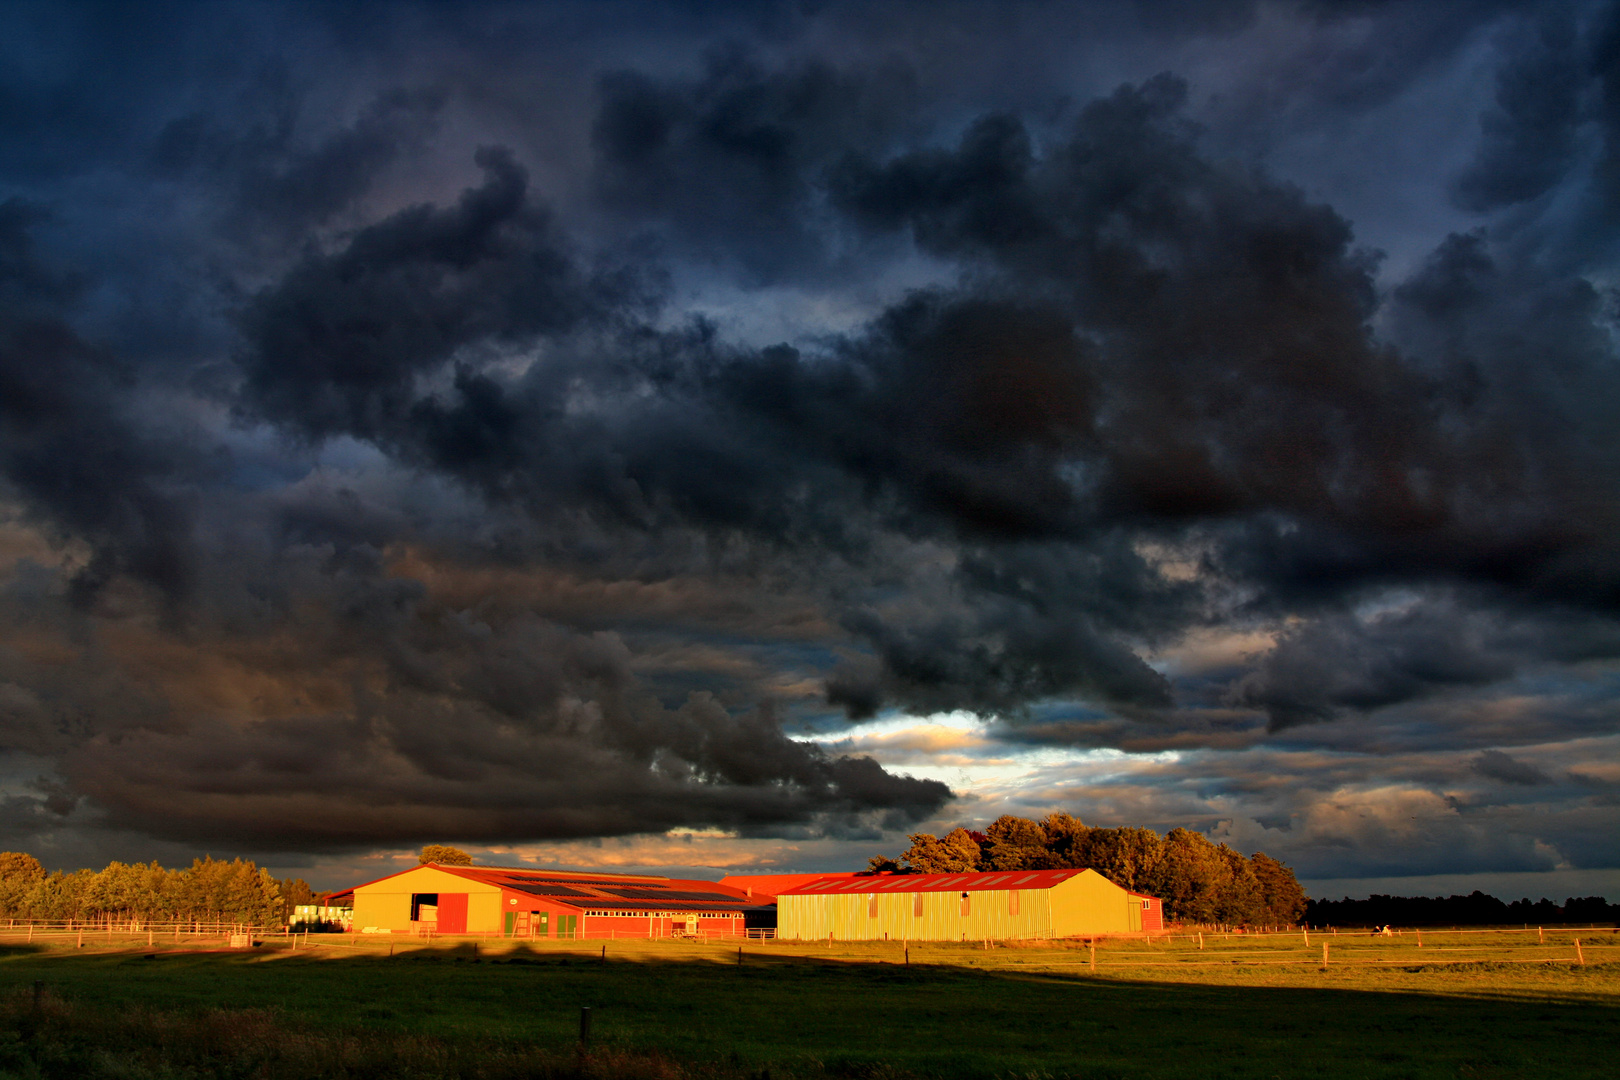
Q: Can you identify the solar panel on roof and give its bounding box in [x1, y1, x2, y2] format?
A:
[1013, 873, 1039, 884]
[602, 888, 738, 902]
[488, 874, 626, 888]
[503, 883, 593, 897]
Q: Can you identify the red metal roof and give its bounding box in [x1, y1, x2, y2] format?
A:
[780, 869, 1091, 894]
[717, 872, 859, 899]
[342, 863, 757, 911]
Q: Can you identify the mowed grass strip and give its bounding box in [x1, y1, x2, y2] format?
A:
[0, 935, 1614, 1079]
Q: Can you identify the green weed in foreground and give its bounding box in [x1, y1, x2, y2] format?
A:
[0, 937, 1612, 1079]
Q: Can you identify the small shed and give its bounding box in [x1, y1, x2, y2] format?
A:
[1130, 891, 1164, 932]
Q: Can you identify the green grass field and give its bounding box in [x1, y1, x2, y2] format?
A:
[0, 930, 1613, 1079]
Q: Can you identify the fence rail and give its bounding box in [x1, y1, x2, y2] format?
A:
[0, 919, 285, 945]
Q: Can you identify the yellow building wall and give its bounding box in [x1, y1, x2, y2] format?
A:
[1047, 870, 1141, 936]
[779, 870, 1143, 941]
[352, 866, 500, 933]
[467, 890, 503, 934]
[780, 885, 1054, 941]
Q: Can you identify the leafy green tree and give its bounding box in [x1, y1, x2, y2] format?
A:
[1038, 812, 1086, 865]
[419, 844, 473, 866]
[900, 828, 982, 873]
[1146, 828, 1228, 922]
[1214, 844, 1265, 926]
[0, 852, 46, 917]
[0, 852, 45, 881]
[876, 815, 1291, 926]
[26, 871, 92, 921]
[277, 877, 314, 923]
[181, 857, 283, 925]
[984, 815, 1047, 870]
[865, 856, 905, 874]
[1251, 853, 1308, 925]
[1074, 826, 1166, 892]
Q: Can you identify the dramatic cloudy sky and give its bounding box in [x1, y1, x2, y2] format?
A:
[2, 0, 1619, 899]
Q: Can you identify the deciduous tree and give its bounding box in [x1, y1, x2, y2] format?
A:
[419, 844, 473, 866]
[1251, 852, 1308, 924]
[984, 814, 1047, 870]
[900, 828, 983, 873]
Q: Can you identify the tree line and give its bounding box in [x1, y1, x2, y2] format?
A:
[1305, 891, 1617, 927]
[0, 852, 315, 927]
[869, 814, 1309, 927]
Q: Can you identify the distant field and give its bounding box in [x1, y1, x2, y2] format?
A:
[0, 929, 1614, 1079]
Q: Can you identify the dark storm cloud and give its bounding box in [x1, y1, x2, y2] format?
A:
[0, 0, 1617, 879]
[592, 44, 917, 279]
[1451, 6, 1586, 211]
[1231, 600, 1524, 730]
[0, 199, 200, 602]
[239, 52, 1620, 728]
[154, 85, 447, 242]
[826, 76, 1456, 543]
[238, 145, 633, 443]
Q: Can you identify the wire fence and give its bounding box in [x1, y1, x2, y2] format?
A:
[0, 919, 1610, 969]
[893, 926, 1619, 970]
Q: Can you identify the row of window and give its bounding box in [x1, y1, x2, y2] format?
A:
[864, 892, 1023, 918]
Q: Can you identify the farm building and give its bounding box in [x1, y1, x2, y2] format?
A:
[347, 864, 769, 939]
[777, 869, 1159, 941]
[1132, 892, 1163, 932]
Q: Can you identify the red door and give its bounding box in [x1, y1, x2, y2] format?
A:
[438, 893, 468, 934]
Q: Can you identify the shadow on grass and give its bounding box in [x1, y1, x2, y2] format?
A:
[0, 946, 1613, 1079]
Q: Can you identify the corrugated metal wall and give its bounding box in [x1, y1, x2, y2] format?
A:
[1048, 871, 1139, 936]
[780, 886, 1056, 941]
[779, 871, 1147, 940]
[354, 867, 501, 933]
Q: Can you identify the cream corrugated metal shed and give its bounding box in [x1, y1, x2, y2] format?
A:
[777, 868, 1151, 941]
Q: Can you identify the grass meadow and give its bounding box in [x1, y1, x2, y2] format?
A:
[0, 928, 1612, 1079]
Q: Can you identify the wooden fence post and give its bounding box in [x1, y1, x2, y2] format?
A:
[1575, 938, 1584, 966]
[1089, 942, 1096, 972]
[579, 1006, 592, 1048]
[1538, 926, 1544, 945]
[1416, 929, 1422, 948]
[1322, 943, 1329, 968]
[1303, 928, 1308, 947]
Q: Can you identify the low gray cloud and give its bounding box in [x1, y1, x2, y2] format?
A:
[1474, 749, 1553, 785]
